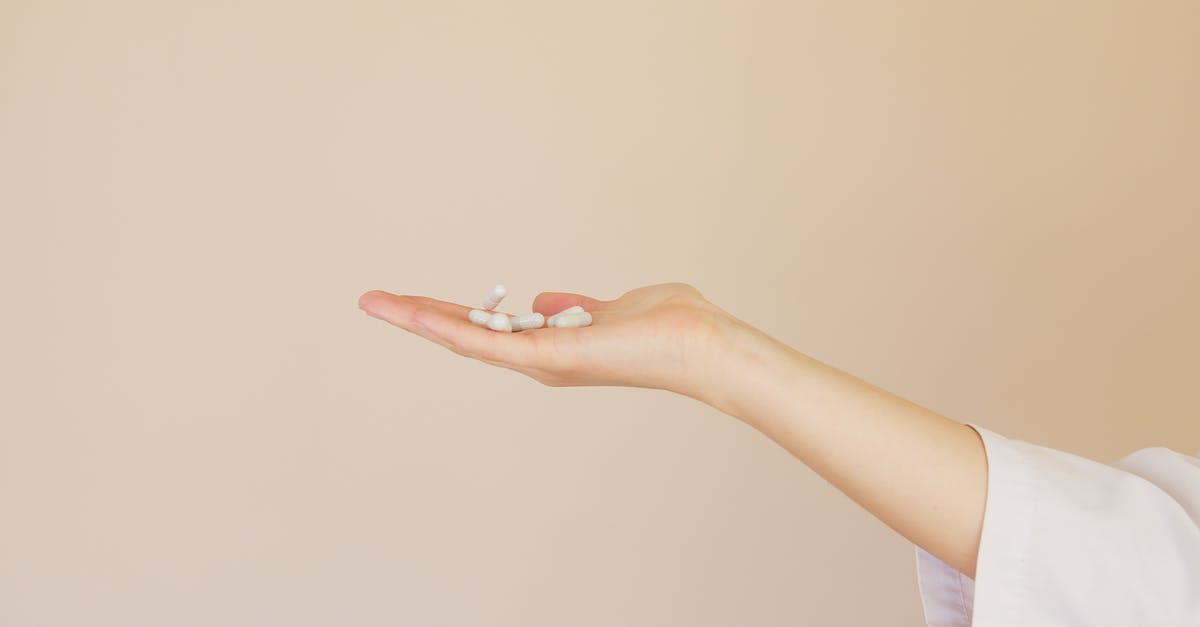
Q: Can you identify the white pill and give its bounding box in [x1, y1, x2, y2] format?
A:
[551, 312, 592, 328]
[482, 284, 507, 310]
[467, 309, 491, 326]
[485, 312, 512, 332]
[546, 305, 585, 327]
[509, 312, 545, 331]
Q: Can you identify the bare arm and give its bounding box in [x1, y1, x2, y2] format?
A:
[358, 283, 988, 577]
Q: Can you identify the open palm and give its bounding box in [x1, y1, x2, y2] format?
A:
[358, 282, 733, 398]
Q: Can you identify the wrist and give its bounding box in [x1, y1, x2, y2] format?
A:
[683, 311, 803, 420]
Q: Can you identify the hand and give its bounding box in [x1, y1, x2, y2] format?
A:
[360, 282, 992, 579]
[357, 282, 737, 400]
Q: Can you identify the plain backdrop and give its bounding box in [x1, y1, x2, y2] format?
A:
[3, 1, 1198, 625]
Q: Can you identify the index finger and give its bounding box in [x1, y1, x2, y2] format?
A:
[358, 290, 538, 366]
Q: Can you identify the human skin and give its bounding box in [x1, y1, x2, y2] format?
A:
[357, 282, 988, 578]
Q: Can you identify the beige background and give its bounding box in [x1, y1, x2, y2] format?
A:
[3, 1, 1198, 625]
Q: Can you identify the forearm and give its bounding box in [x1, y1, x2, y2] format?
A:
[360, 284, 987, 575]
[699, 319, 988, 577]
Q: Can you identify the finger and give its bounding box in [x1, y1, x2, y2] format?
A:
[359, 290, 539, 365]
[357, 291, 471, 342]
[532, 291, 608, 316]
[358, 290, 426, 329]
[411, 303, 538, 366]
[359, 291, 513, 325]
[359, 291, 472, 325]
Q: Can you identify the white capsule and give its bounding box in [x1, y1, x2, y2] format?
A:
[467, 309, 491, 326]
[551, 311, 592, 328]
[509, 312, 545, 331]
[482, 284, 507, 310]
[546, 305, 585, 327]
[485, 312, 512, 332]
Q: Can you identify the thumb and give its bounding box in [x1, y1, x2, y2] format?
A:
[532, 291, 608, 316]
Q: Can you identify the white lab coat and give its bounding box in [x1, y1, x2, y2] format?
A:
[916, 425, 1200, 626]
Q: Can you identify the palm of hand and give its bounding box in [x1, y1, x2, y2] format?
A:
[358, 282, 726, 395]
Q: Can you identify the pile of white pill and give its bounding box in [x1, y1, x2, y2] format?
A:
[466, 284, 593, 333]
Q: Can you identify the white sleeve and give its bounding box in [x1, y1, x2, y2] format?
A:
[916, 424, 1200, 627]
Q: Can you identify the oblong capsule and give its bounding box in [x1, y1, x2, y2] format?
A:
[482, 284, 507, 310]
[509, 312, 545, 331]
[546, 305, 585, 327]
[485, 312, 512, 332]
[467, 309, 491, 326]
[551, 312, 592, 328]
